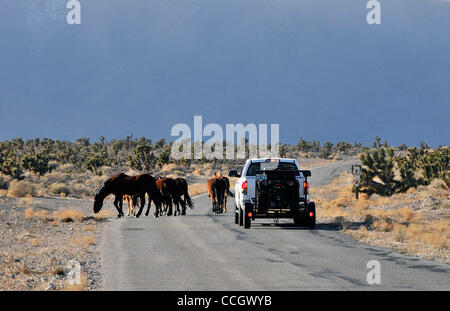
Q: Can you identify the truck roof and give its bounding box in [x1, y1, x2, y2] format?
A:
[247, 158, 298, 163]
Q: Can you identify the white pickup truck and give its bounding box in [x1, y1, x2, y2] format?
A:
[229, 158, 316, 229]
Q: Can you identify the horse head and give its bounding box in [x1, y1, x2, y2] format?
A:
[93, 184, 108, 213]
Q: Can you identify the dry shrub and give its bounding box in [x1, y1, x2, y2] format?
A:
[37, 187, 49, 197]
[24, 208, 35, 218]
[48, 183, 72, 196]
[54, 209, 84, 222]
[359, 226, 369, 238]
[320, 205, 346, 217]
[372, 219, 393, 232]
[7, 180, 37, 197]
[393, 223, 407, 242]
[94, 209, 113, 219]
[397, 207, 415, 222]
[422, 233, 448, 249]
[189, 183, 207, 196]
[370, 196, 391, 207]
[406, 187, 417, 194]
[24, 208, 53, 220]
[406, 223, 425, 239]
[334, 216, 351, 230]
[353, 199, 370, 216]
[437, 200, 450, 210]
[70, 235, 96, 251]
[71, 183, 91, 198]
[29, 238, 39, 246]
[82, 225, 96, 232]
[0, 189, 7, 197]
[430, 220, 450, 234]
[161, 163, 185, 174]
[18, 264, 32, 275]
[332, 185, 353, 207]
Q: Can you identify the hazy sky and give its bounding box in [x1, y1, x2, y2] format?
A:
[0, 0, 449, 146]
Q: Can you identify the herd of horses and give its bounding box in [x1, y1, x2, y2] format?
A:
[93, 172, 233, 218]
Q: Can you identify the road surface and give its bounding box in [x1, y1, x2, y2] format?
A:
[101, 160, 450, 290]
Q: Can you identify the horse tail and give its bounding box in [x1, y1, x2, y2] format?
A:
[223, 177, 234, 198]
[184, 189, 194, 209]
[173, 194, 186, 210]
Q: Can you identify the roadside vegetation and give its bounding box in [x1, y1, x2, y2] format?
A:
[312, 158, 449, 264]
[0, 135, 367, 199]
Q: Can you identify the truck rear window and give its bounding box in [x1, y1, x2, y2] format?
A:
[245, 162, 300, 176]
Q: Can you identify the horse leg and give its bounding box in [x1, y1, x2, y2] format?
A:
[131, 196, 136, 216]
[135, 194, 145, 218]
[166, 196, 173, 216]
[145, 195, 151, 217]
[153, 197, 160, 218]
[119, 196, 125, 217]
[114, 196, 123, 218]
[125, 196, 130, 216]
[181, 196, 187, 216]
[223, 194, 227, 213]
[211, 196, 216, 214]
[173, 197, 178, 217]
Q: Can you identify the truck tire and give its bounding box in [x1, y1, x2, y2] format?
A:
[244, 204, 252, 229]
[239, 207, 244, 226]
[308, 216, 316, 229]
[293, 216, 305, 226]
[308, 203, 316, 229]
[244, 213, 251, 229]
[235, 206, 239, 224]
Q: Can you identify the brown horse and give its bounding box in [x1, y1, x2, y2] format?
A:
[207, 175, 229, 214]
[214, 172, 233, 213]
[156, 177, 186, 216]
[123, 194, 140, 217]
[93, 173, 162, 218]
[174, 177, 194, 215]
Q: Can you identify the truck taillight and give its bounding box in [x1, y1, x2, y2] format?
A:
[242, 181, 248, 190]
[303, 181, 309, 190]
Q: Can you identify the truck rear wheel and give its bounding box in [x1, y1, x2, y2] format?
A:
[244, 213, 251, 229]
[307, 203, 316, 229]
[293, 216, 305, 226]
[308, 216, 316, 229]
[239, 207, 244, 226]
[235, 206, 239, 224]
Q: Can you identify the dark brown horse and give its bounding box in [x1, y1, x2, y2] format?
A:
[174, 177, 194, 215]
[93, 173, 162, 218]
[207, 176, 227, 214]
[216, 172, 234, 213]
[208, 172, 234, 213]
[156, 177, 186, 216]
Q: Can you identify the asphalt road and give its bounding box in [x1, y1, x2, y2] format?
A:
[101, 161, 450, 290]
